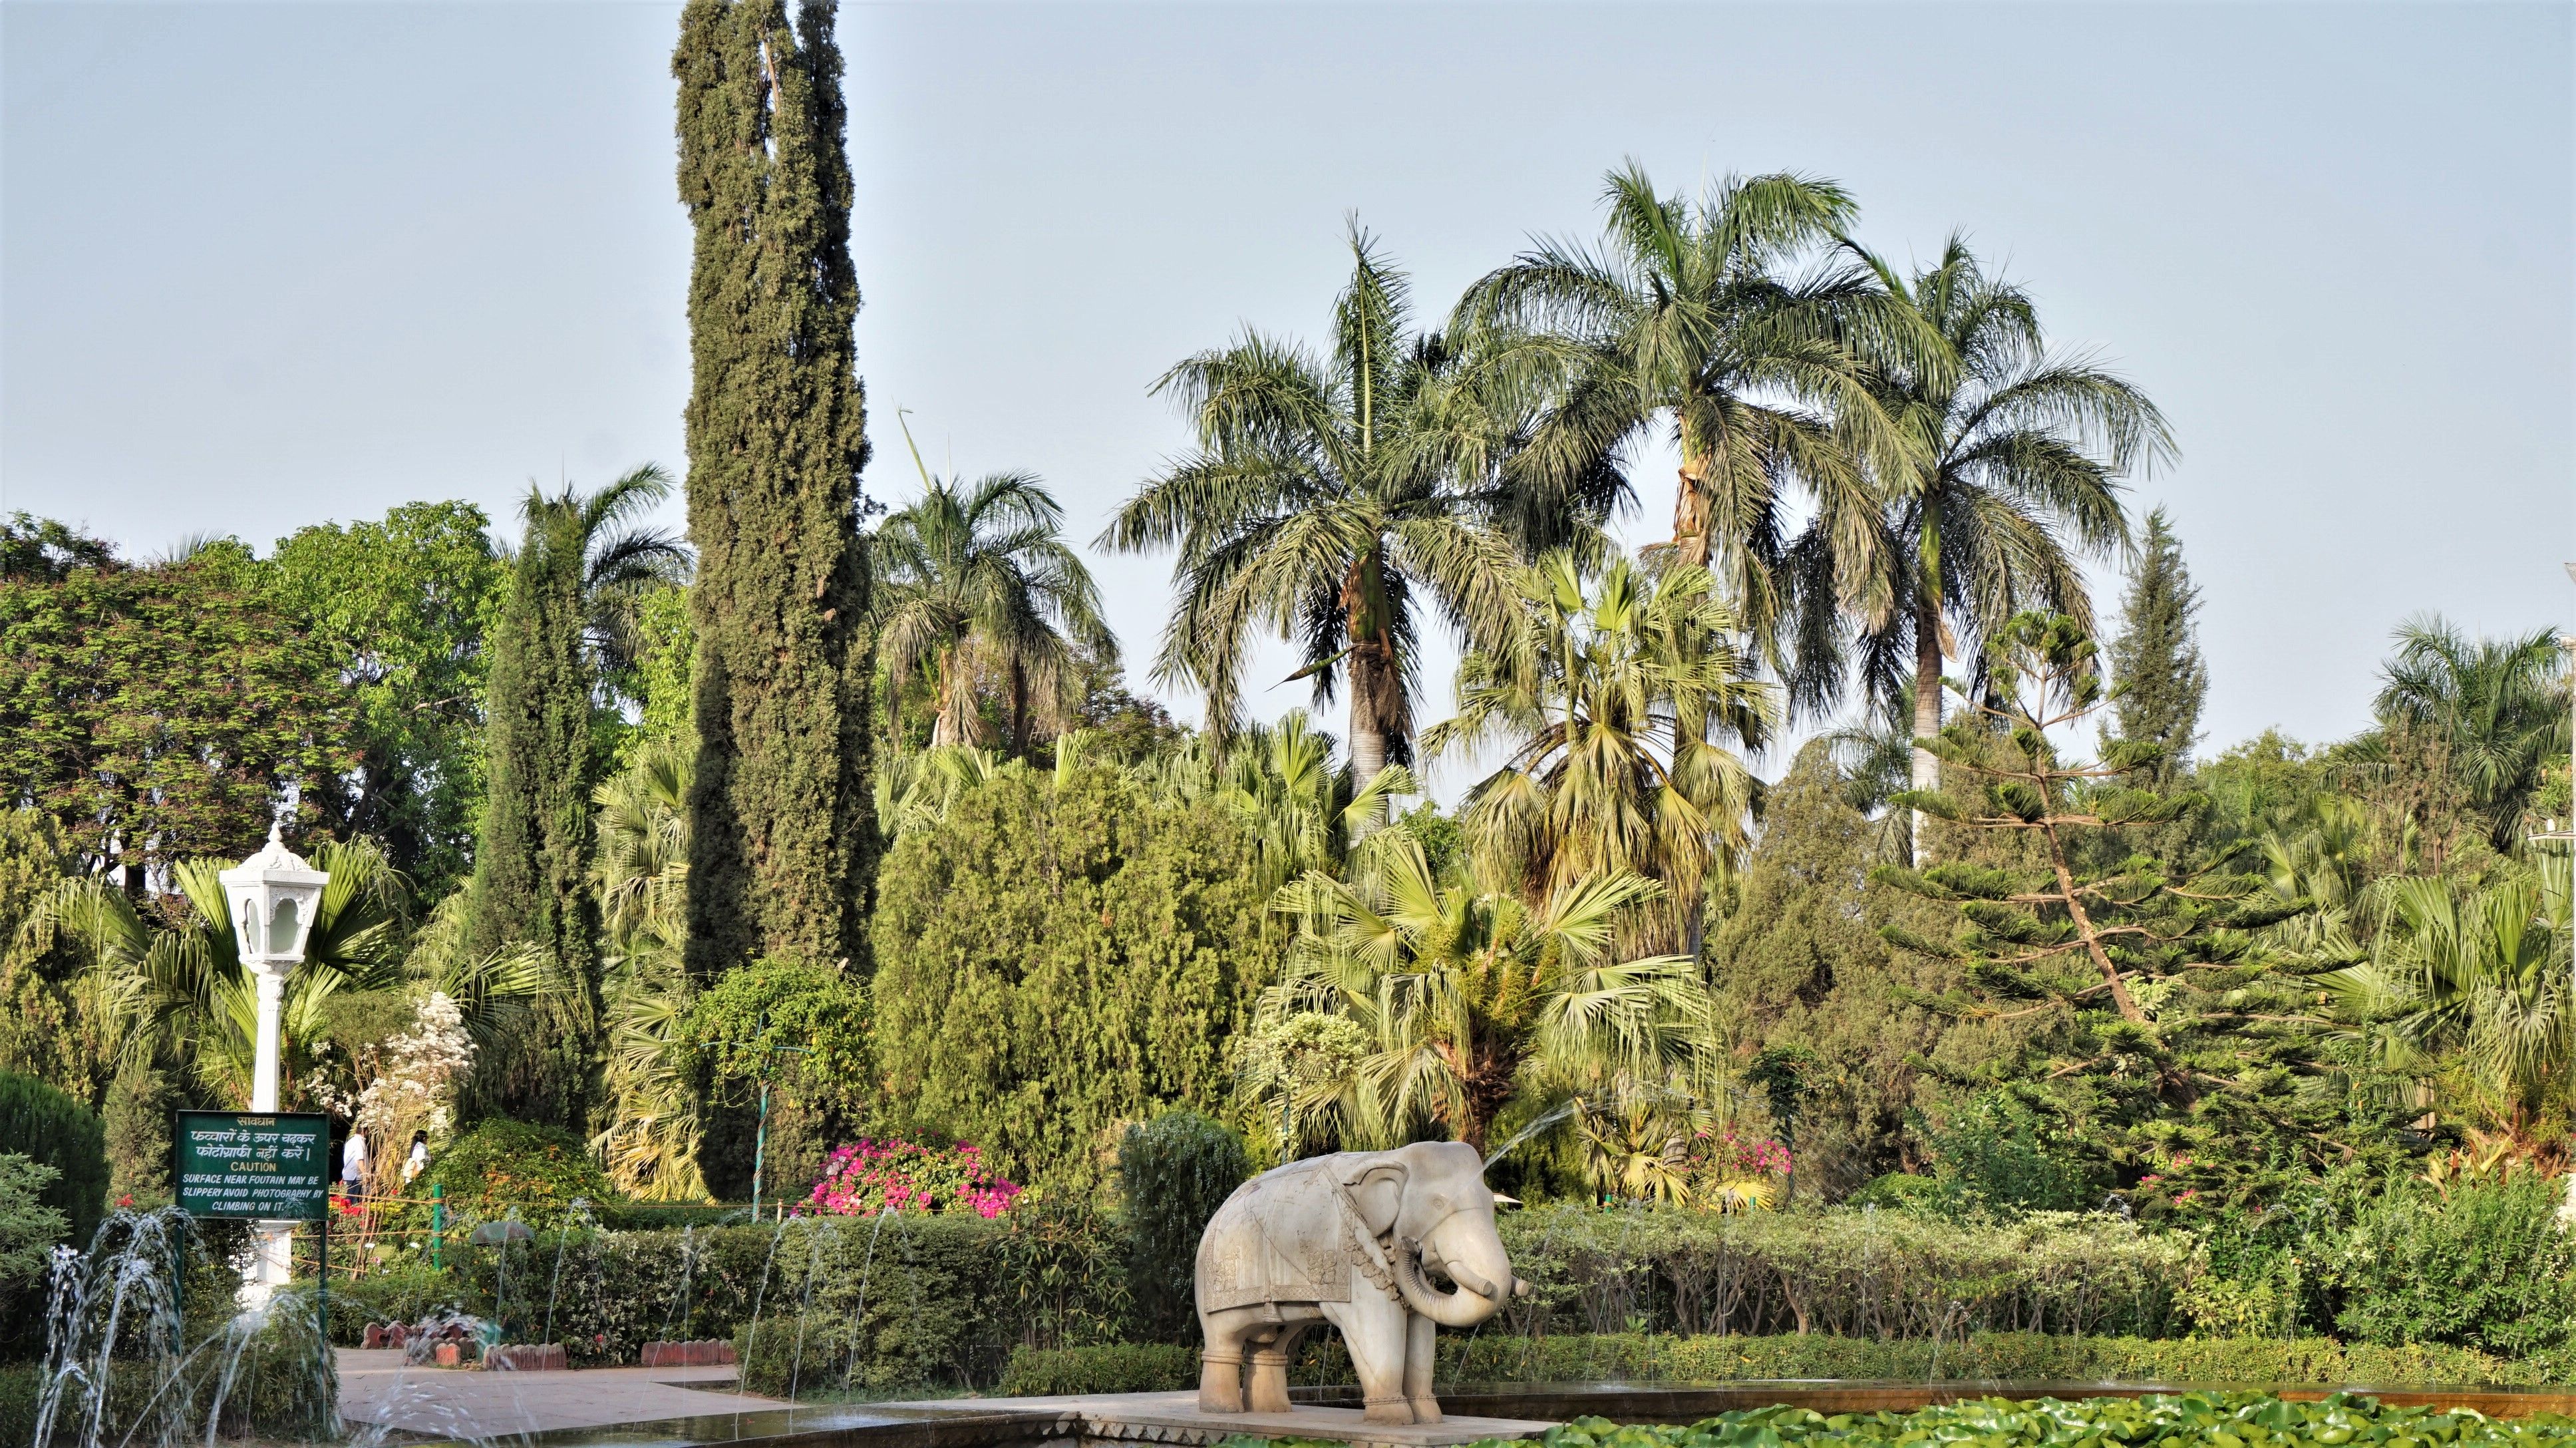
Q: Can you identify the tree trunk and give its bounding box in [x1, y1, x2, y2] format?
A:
[1007, 657, 1030, 760]
[2041, 816, 2148, 1024]
[1673, 454, 1713, 568]
[1341, 552, 1402, 801]
[1348, 685, 1388, 792]
[1911, 595, 1943, 865]
[931, 648, 967, 747]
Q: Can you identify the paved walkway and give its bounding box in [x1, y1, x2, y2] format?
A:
[336, 1349, 795, 1438]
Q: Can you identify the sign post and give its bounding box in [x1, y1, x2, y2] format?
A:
[174, 1111, 331, 1324]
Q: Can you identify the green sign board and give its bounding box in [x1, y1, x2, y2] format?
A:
[173, 1111, 331, 1220]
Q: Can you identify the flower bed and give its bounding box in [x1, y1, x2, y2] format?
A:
[808, 1140, 1021, 1218]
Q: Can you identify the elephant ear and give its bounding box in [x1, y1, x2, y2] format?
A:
[1343, 1162, 1406, 1237]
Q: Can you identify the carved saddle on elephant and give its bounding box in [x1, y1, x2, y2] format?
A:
[1199, 1154, 1401, 1312]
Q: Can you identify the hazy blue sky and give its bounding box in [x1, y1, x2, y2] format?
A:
[4, 1, 2569, 791]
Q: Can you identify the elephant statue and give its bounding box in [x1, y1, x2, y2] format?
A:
[1194, 1141, 1530, 1426]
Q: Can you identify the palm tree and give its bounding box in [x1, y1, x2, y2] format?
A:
[589, 740, 707, 1198]
[1102, 226, 1570, 787]
[2371, 616, 2571, 855]
[520, 464, 693, 683]
[872, 423, 1116, 757]
[1256, 834, 1698, 1152]
[1812, 238, 2167, 858]
[1138, 710, 1416, 892]
[2325, 861, 2573, 1137]
[1456, 162, 1935, 665]
[1426, 552, 1777, 950]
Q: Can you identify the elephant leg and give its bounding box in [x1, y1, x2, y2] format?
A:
[1324, 1297, 1413, 1425]
[1247, 1324, 1306, 1413]
[1404, 1312, 1440, 1423]
[1197, 1309, 1253, 1414]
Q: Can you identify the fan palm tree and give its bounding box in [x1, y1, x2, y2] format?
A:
[1257, 834, 1698, 1152]
[1810, 238, 2166, 859]
[872, 423, 1116, 757]
[1456, 162, 1937, 670]
[2371, 617, 2571, 854]
[589, 739, 707, 1198]
[1427, 552, 1777, 950]
[1102, 226, 1575, 787]
[2323, 861, 2573, 1136]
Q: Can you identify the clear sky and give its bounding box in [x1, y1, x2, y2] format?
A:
[4, 1, 2569, 793]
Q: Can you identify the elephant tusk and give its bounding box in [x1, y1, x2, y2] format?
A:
[1512, 1277, 1532, 1299]
[1445, 1264, 1503, 1300]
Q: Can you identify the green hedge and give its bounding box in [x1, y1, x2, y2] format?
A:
[0, 1363, 37, 1447]
[5, 1290, 337, 1444]
[332, 1208, 1127, 1387]
[1498, 1206, 2189, 1342]
[999, 1342, 1198, 1396]
[1434, 1332, 2545, 1387]
[993, 1333, 2552, 1399]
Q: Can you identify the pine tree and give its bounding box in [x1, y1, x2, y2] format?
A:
[1879, 613, 2380, 1213]
[2108, 507, 2207, 789]
[675, 0, 874, 977]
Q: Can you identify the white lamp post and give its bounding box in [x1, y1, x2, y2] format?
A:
[218, 823, 327, 1303]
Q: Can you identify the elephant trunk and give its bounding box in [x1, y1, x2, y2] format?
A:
[1394, 1237, 1501, 1328]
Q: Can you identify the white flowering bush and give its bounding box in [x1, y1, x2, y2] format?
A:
[353, 992, 475, 1192]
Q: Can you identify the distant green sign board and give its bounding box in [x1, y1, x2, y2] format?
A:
[173, 1111, 330, 1220]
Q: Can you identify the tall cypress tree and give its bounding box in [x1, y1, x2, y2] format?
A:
[675, 0, 874, 978]
[470, 471, 683, 1127]
[2108, 507, 2207, 789]
[469, 495, 601, 1125]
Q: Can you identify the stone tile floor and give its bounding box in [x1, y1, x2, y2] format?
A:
[335, 1349, 795, 1438]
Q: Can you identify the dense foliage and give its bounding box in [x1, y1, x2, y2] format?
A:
[1118, 1111, 1251, 1340]
[0, 556, 351, 880]
[999, 1338, 2553, 1397]
[0, 1071, 104, 1248]
[248, 502, 506, 896]
[870, 763, 1273, 1192]
[470, 472, 683, 1130]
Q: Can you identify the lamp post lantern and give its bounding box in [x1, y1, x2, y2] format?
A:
[216, 822, 328, 1302]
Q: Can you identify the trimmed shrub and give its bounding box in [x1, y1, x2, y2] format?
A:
[1119, 1111, 1248, 1342]
[1000, 1342, 1198, 1395]
[870, 765, 1274, 1195]
[368, 1208, 1126, 1381]
[0, 1069, 106, 1246]
[0, 1363, 37, 1446]
[411, 1119, 613, 1231]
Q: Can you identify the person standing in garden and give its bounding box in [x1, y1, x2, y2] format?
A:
[342, 1125, 371, 1201]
